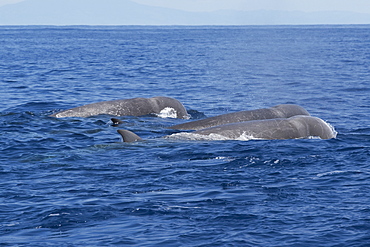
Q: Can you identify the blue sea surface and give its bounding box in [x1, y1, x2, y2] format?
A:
[0, 25, 370, 246]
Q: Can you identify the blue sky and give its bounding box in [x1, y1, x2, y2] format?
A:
[131, 0, 370, 13]
[1, 0, 370, 25]
[1, 0, 370, 13]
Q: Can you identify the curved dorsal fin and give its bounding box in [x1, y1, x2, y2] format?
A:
[117, 129, 142, 143]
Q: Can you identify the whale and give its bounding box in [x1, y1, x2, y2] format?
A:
[169, 104, 310, 130]
[111, 118, 125, 126]
[179, 115, 337, 141]
[50, 96, 189, 119]
[117, 129, 143, 142]
[117, 115, 337, 142]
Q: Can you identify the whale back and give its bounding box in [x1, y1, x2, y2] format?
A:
[117, 115, 336, 142]
[191, 118, 299, 140]
[271, 104, 310, 118]
[149, 96, 189, 119]
[170, 104, 310, 130]
[190, 116, 335, 140]
[288, 115, 337, 139]
[50, 96, 188, 119]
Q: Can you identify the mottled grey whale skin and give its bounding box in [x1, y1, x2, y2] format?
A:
[117, 115, 336, 142]
[169, 104, 310, 130]
[189, 115, 336, 140]
[50, 96, 189, 119]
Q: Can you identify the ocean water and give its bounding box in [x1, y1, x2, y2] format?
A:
[0, 25, 369, 246]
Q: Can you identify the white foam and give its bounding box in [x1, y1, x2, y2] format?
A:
[236, 132, 262, 141]
[167, 132, 259, 141]
[168, 132, 227, 141]
[48, 213, 60, 217]
[214, 156, 236, 162]
[156, 107, 178, 119]
[307, 136, 322, 140]
[326, 122, 338, 138]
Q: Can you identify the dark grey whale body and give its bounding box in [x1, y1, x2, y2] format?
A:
[117, 115, 336, 142]
[170, 104, 310, 130]
[117, 129, 143, 143]
[181, 115, 336, 140]
[50, 96, 189, 119]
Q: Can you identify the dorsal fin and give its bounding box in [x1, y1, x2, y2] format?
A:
[117, 129, 142, 143]
[111, 118, 124, 126]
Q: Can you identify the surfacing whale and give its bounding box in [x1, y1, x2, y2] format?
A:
[175, 115, 337, 141]
[170, 104, 310, 130]
[50, 96, 189, 119]
[117, 115, 337, 142]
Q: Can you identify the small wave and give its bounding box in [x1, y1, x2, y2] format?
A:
[48, 212, 71, 217]
[0, 222, 20, 227]
[214, 156, 234, 161]
[168, 132, 227, 141]
[341, 87, 370, 92]
[167, 132, 258, 141]
[316, 170, 363, 177]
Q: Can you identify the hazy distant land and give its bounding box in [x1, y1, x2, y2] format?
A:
[1, 0, 370, 25]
